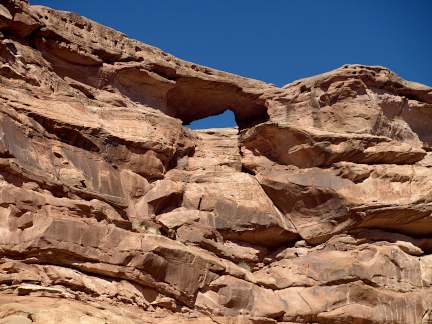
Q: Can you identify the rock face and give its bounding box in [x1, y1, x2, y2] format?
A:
[1, 1, 432, 323]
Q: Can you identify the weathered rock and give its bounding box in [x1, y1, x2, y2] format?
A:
[0, 6, 13, 30]
[0, 316, 32, 324]
[134, 179, 185, 219]
[187, 127, 242, 172]
[240, 121, 426, 171]
[0, 304, 34, 323]
[182, 170, 298, 246]
[256, 163, 432, 244]
[254, 243, 423, 291]
[1, 1, 432, 323]
[197, 274, 432, 323]
[272, 64, 432, 150]
[1, 212, 229, 306]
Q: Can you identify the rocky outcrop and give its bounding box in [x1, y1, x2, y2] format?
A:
[1, 0, 432, 323]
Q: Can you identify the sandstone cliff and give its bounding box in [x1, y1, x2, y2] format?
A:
[1, 1, 432, 323]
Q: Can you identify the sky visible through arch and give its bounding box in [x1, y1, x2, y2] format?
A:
[31, 0, 432, 129]
[187, 110, 237, 130]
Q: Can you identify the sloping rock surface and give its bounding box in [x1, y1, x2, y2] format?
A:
[1, 1, 432, 323]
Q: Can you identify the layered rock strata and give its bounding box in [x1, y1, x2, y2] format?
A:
[1, 1, 432, 323]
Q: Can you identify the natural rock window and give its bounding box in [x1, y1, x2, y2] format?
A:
[186, 109, 237, 130]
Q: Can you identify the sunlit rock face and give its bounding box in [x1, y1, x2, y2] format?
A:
[1, 0, 432, 323]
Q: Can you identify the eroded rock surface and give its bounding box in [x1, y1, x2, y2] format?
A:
[1, 1, 432, 323]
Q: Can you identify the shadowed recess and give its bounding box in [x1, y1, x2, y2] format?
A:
[166, 78, 269, 129]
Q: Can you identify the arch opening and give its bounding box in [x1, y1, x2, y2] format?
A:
[166, 78, 270, 130]
[186, 109, 237, 130]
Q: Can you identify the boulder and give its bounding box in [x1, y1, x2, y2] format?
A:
[182, 170, 298, 246]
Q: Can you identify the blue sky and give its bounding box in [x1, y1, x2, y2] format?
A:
[31, 0, 432, 129]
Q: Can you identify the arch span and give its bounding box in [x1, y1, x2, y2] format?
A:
[166, 78, 269, 129]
